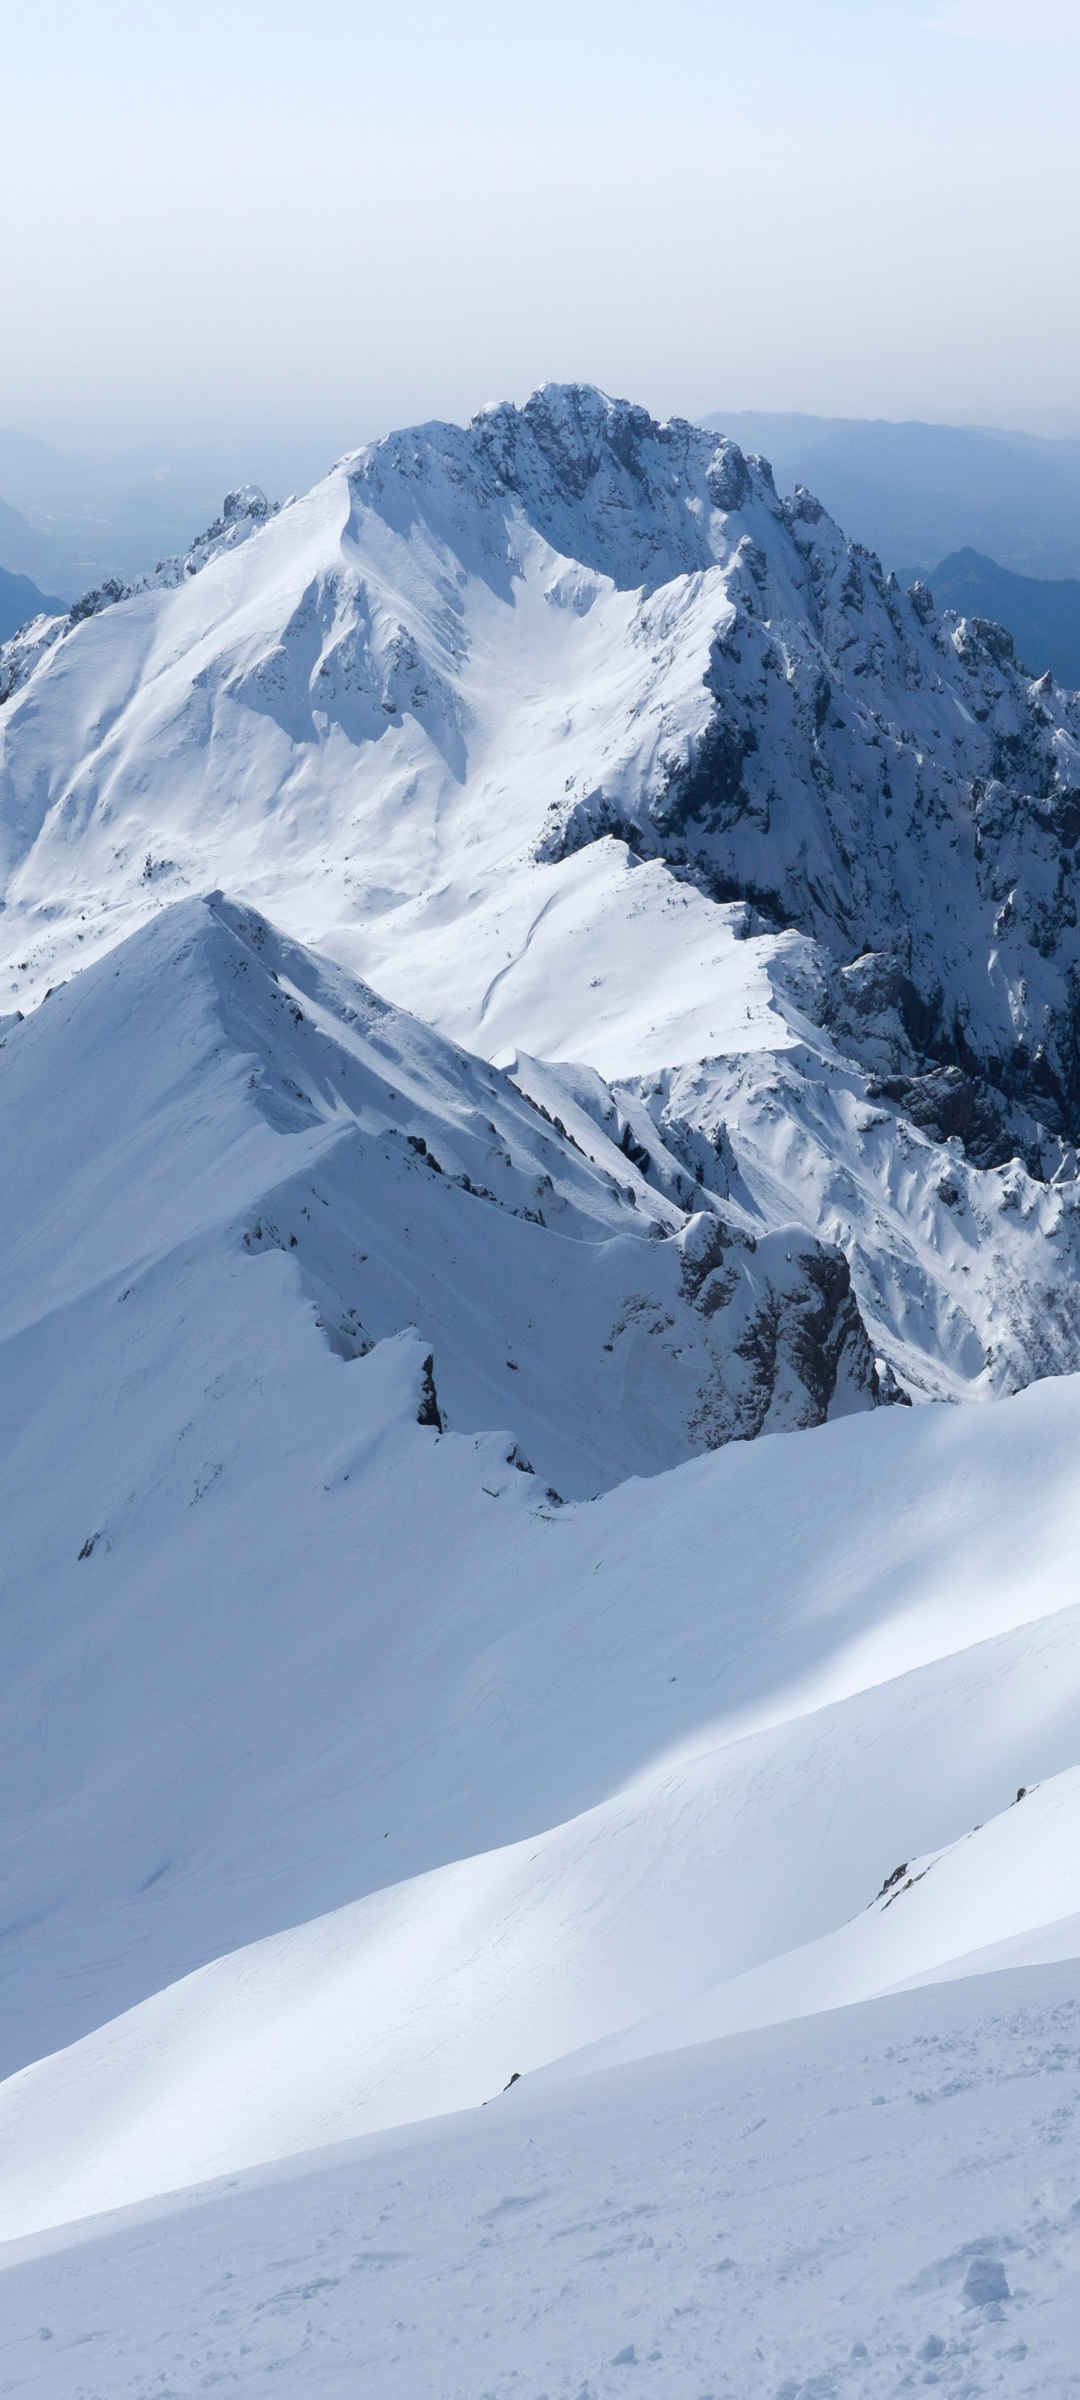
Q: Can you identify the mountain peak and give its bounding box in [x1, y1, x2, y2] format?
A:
[6, 382, 1080, 1422]
[338, 381, 776, 593]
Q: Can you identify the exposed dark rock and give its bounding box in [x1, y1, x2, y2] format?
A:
[867, 1065, 1019, 1171]
[416, 1354, 443, 1431]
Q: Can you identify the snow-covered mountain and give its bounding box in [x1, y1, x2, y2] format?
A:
[5, 387, 1080, 2392]
[5, 384, 1080, 1126]
[4, 384, 1080, 1417]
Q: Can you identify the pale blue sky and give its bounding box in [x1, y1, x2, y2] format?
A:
[2, 0, 1078, 452]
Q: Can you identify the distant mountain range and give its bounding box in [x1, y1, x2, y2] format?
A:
[703, 407, 1080, 583]
[10, 403, 1080, 642]
[0, 561, 62, 641]
[927, 547, 1080, 689]
[0, 425, 310, 597]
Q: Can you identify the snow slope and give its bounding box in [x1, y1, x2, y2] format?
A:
[543, 1769, 1080, 2089]
[5, 891, 1080, 2235]
[3, 1961, 1080, 2400]
[8, 1557, 1080, 2240]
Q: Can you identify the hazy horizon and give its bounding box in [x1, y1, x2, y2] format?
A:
[9, 390, 1080, 485]
[4, 0, 1080, 462]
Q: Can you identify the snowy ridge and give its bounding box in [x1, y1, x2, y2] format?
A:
[4, 890, 1080, 2237]
[0, 893, 883, 1497]
[0, 485, 277, 708]
[0, 896, 891, 2069]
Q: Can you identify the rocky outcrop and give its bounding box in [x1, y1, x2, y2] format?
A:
[675, 1211, 899, 1447]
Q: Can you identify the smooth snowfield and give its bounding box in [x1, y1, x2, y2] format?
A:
[3, 1963, 1080, 2400]
[8, 1620, 1080, 2240]
[541, 1767, 1080, 2089]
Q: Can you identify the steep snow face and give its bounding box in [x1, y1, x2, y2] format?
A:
[0, 392, 745, 921]
[1, 383, 1077, 1106]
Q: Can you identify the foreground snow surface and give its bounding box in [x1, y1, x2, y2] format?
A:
[4, 1963, 1080, 2400]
